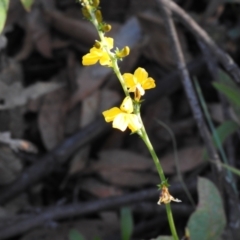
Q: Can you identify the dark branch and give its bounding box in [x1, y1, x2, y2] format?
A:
[0, 181, 196, 240]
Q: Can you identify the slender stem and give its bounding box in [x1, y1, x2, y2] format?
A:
[82, 3, 179, 239]
[138, 117, 179, 240]
[90, 16, 129, 96]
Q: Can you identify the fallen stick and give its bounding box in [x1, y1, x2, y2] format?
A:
[159, 0, 240, 84]
[0, 180, 196, 240]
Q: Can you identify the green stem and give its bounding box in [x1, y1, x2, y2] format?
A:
[139, 118, 179, 240]
[84, 4, 179, 239]
[90, 16, 129, 97]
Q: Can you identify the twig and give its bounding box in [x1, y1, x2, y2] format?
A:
[156, 0, 223, 185]
[156, 1, 240, 236]
[158, 0, 240, 84]
[0, 57, 205, 205]
[0, 181, 196, 240]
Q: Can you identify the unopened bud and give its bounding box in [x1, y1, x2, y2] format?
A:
[95, 10, 103, 23]
[102, 24, 112, 33]
[82, 7, 91, 19]
[116, 46, 130, 58]
[92, 0, 100, 8]
[94, 41, 101, 49]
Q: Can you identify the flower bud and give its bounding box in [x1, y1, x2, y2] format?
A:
[95, 10, 103, 23]
[102, 24, 112, 33]
[116, 46, 130, 58]
[94, 41, 101, 49]
[92, 0, 100, 8]
[82, 7, 91, 19]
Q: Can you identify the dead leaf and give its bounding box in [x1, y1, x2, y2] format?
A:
[92, 150, 154, 172]
[99, 170, 159, 187]
[68, 91, 100, 175]
[21, 218, 119, 240]
[27, 7, 52, 58]
[160, 146, 204, 174]
[38, 87, 68, 150]
[45, 10, 98, 48]
[69, 63, 111, 110]
[98, 89, 121, 114]
[0, 81, 63, 110]
[0, 132, 38, 153]
[79, 178, 123, 198]
[0, 146, 23, 185]
[138, 12, 191, 69]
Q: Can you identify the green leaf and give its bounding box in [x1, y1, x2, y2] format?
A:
[218, 162, 240, 177]
[213, 120, 239, 148]
[187, 177, 226, 240]
[152, 236, 173, 240]
[215, 70, 240, 122]
[0, 0, 9, 34]
[93, 237, 102, 240]
[213, 82, 240, 108]
[20, 0, 34, 12]
[120, 207, 133, 240]
[68, 229, 86, 240]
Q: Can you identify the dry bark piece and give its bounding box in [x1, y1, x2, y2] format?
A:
[0, 146, 23, 185]
[38, 87, 69, 150]
[159, 146, 204, 174]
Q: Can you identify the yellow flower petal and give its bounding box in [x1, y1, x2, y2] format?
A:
[134, 67, 148, 85]
[102, 107, 122, 122]
[142, 77, 156, 90]
[82, 47, 102, 65]
[127, 114, 142, 132]
[105, 37, 114, 49]
[120, 96, 133, 114]
[123, 73, 136, 90]
[99, 52, 112, 66]
[112, 113, 128, 131]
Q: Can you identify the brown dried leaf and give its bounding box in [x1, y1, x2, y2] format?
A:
[38, 87, 68, 150]
[21, 218, 119, 240]
[0, 81, 63, 110]
[45, 10, 98, 48]
[98, 89, 121, 114]
[27, 7, 52, 58]
[93, 149, 153, 172]
[79, 178, 123, 198]
[69, 65, 110, 110]
[99, 170, 159, 187]
[138, 12, 190, 69]
[160, 146, 204, 174]
[0, 132, 38, 153]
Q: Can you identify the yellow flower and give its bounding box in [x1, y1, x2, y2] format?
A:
[102, 97, 142, 132]
[123, 67, 156, 101]
[82, 37, 113, 66]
